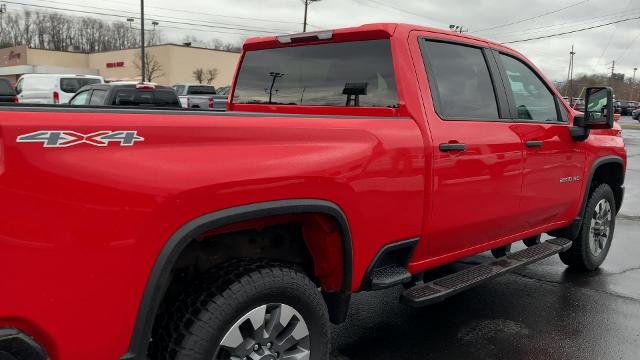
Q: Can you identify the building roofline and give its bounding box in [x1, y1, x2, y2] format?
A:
[0, 43, 240, 55]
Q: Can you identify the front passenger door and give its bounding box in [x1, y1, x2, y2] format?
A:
[496, 52, 586, 230]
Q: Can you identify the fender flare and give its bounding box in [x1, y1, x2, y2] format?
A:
[580, 155, 625, 217]
[552, 155, 625, 239]
[120, 199, 353, 360]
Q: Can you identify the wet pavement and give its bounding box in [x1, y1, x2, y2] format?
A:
[332, 120, 640, 360]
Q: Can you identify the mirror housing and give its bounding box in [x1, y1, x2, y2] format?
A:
[581, 86, 614, 129]
[569, 115, 590, 142]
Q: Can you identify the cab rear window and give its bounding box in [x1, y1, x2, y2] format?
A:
[233, 39, 398, 108]
[112, 89, 181, 107]
[60, 78, 102, 93]
[188, 86, 216, 95]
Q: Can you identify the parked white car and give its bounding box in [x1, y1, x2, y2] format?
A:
[15, 74, 104, 104]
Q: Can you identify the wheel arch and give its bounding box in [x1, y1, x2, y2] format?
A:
[120, 199, 353, 360]
[584, 156, 625, 215]
[551, 155, 625, 239]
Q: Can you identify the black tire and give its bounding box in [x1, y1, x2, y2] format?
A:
[559, 183, 616, 271]
[523, 235, 542, 247]
[491, 244, 511, 258]
[155, 259, 330, 360]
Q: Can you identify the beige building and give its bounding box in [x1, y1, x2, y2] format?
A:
[0, 44, 240, 87]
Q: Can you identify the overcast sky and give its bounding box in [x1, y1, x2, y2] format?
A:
[12, 0, 640, 81]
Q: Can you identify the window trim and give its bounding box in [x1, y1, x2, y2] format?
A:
[232, 39, 400, 110]
[418, 37, 506, 122]
[496, 51, 567, 124]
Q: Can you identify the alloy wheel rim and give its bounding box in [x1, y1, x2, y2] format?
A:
[589, 198, 612, 257]
[214, 303, 310, 360]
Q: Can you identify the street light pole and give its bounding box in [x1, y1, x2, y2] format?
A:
[140, 0, 146, 83]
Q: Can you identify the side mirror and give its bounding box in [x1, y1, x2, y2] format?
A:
[581, 86, 614, 129]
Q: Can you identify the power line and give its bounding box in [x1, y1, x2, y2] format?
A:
[105, 0, 303, 26]
[616, 30, 640, 63]
[502, 15, 640, 44]
[591, 0, 633, 72]
[357, 0, 447, 27]
[481, 8, 640, 39]
[474, 0, 590, 33]
[31, 0, 296, 33]
[2, 1, 289, 35]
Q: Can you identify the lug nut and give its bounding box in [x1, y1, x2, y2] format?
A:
[266, 342, 272, 349]
[253, 344, 260, 351]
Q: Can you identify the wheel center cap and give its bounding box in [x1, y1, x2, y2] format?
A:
[261, 355, 277, 360]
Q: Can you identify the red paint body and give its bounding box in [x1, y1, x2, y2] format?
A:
[0, 24, 626, 359]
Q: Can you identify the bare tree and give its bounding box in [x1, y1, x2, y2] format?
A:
[206, 68, 219, 85]
[134, 52, 165, 82]
[0, 8, 233, 54]
[192, 68, 205, 84]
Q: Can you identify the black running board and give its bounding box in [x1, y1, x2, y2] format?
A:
[401, 238, 572, 307]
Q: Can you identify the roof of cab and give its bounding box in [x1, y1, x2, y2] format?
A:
[242, 22, 517, 55]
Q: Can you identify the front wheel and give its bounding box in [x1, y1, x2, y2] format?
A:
[157, 259, 331, 360]
[559, 183, 616, 271]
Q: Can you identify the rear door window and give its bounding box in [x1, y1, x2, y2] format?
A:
[420, 40, 500, 120]
[89, 89, 107, 105]
[234, 39, 398, 107]
[60, 78, 102, 94]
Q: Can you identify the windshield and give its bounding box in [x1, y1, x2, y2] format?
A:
[233, 39, 399, 107]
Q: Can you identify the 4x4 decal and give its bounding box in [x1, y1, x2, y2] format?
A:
[17, 131, 144, 147]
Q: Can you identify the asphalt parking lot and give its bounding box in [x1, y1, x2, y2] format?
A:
[331, 118, 640, 360]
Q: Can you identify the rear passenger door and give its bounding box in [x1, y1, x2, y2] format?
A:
[494, 51, 586, 230]
[413, 37, 525, 261]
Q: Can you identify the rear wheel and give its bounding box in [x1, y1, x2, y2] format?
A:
[559, 183, 616, 271]
[155, 259, 331, 360]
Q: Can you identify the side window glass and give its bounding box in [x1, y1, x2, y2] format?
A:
[421, 40, 499, 120]
[70, 91, 89, 105]
[89, 90, 107, 105]
[500, 54, 558, 122]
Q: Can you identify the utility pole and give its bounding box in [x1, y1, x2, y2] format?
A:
[140, 0, 146, 83]
[266, 72, 284, 104]
[565, 45, 576, 102]
[302, 0, 321, 32]
[634, 67, 638, 101]
[610, 60, 615, 78]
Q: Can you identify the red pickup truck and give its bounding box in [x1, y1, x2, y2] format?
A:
[0, 23, 626, 360]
